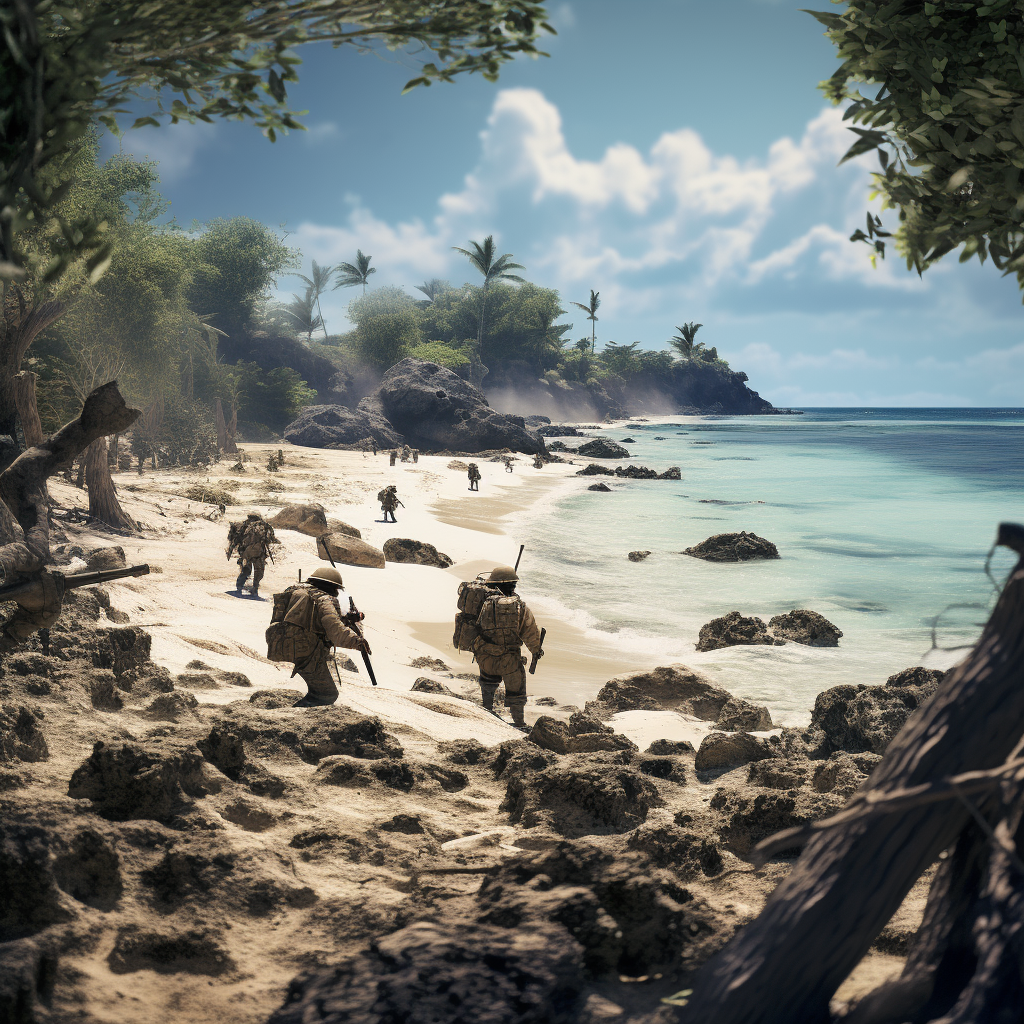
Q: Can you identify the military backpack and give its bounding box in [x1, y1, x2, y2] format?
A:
[266, 585, 317, 663]
[452, 579, 494, 651]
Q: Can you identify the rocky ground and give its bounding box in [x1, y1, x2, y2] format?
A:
[1, 577, 944, 1023]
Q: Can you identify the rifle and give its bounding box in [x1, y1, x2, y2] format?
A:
[529, 626, 546, 675]
[0, 564, 150, 604]
[347, 596, 377, 686]
[514, 544, 525, 573]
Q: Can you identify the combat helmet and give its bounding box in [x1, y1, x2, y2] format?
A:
[247, 512, 262, 520]
[486, 565, 519, 584]
[307, 566, 344, 589]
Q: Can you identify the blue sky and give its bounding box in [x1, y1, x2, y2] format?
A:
[107, 0, 1024, 406]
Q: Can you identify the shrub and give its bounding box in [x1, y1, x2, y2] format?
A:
[184, 484, 235, 505]
[408, 341, 471, 372]
[348, 286, 421, 369]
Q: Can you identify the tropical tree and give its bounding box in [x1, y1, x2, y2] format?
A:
[669, 322, 705, 361]
[334, 251, 376, 294]
[347, 285, 421, 369]
[415, 279, 452, 304]
[294, 260, 333, 339]
[284, 285, 324, 343]
[570, 289, 600, 353]
[451, 235, 526, 348]
[807, 2, 1024, 290]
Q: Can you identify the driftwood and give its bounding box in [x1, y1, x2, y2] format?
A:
[677, 522, 1024, 1024]
[13, 370, 44, 447]
[85, 437, 136, 533]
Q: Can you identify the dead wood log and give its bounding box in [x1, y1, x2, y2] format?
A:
[0, 380, 139, 581]
[85, 437, 136, 533]
[12, 370, 44, 447]
[676, 523, 1024, 1024]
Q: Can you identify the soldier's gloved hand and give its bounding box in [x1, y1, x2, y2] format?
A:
[357, 638, 372, 655]
[534, 648, 545, 660]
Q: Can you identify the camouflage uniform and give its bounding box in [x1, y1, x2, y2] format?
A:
[276, 583, 363, 705]
[533, 454, 544, 469]
[228, 514, 276, 595]
[389, 450, 397, 466]
[379, 486, 400, 523]
[473, 598, 542, 722]
[467, 463, 481, 491]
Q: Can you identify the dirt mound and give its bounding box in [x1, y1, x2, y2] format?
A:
[108, 924, 235, 976]
[294, 710, 404, 763]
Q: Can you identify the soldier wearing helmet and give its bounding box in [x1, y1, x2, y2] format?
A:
[467, 463, 481, 491]
[472, 564, 543, 728]
[226, 512, 277, 598]
[265, 566, 371, 707]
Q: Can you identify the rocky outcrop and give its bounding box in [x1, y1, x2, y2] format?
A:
[362, 359, 544, 455]
[282, 404, 400, 449]
[85, 546, 127, 571]
[576, 463, 681, 480]
[709, 786, 844, 855]
[715, 697, 774, 732]
[410, 678, 460, 697]
[317, 533, 385, 569]
[382, 538, 453, 568]
[586, 665, 733, 720]
[527, 715, 635, 756]
[269, 503, 359, 539]
[537, 425, 582, 437]
[627, 822, 723, 878]
[627, 550, 651, 562]
[694, 733, 773, 771]
[696, 611, 785, 652]
[587, 482, 611, 492]
[0, 706, 48, 763]
[577, 438, 630, 459]
[768, 609, 843, 646]
[684, 532, 780, 562]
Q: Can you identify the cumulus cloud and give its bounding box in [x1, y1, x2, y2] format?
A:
[115, 121, 217, 182]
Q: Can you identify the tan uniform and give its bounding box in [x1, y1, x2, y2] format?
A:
[281, 584, 364, 704]
[229, 517, 276, 592]
[472, 598, 542, 711]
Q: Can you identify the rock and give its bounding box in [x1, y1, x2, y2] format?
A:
[67, 739, 211, 822]
[220, 796, 277, 832]
[525, 415, 551, 427]
[85, 546, 127, 571]
[807, 668, 945, 756]
[410, 656, 450, 673]
[240, 761, 287, 799]
[269, 503, 330, 536]
[108, 924, 235, 975]
[646, 739, 696, 756]
[628, 550, 651, 562]
[267, 921, 586, 1024]
[528, 716, 571, 754]
[325, 519, 361, 539]
[694, 732, 772, 771]
[537, 425, 582, 436]
[282, 404, 400, 449]
[447, 459, 468, 470]
[709, 786, 844, 855]
[317, 532, 385, 569]
[696, 611, 785, 653]
[587, 482, 611, 492]
[139, 692, 200, 721]
[410, 677, 458, 697]
[528, 716, 633, 756]
[684, 531, 780, 562]
[635, 755, 687, 783]
[364, 359, 544, 455]
[438, 739, 490, 766]
[217, 670, 251, 687]
[315, 755, 416, 792]
[379, 814, 424, 834]
[247, 689, 302, 710]
[812, 752, 881, 796]
[587, 666, 733, 720]
[502, 751, 659, 835]
[89, 670, 124, 710]
[715, 697, 774, 732]
[382, 538, 453, 568]
[768, 609, 843, 646]
[577, 438, 630, 459]
[626, 823, 723, 878]
[176, 671, 219, 689]
[575, 463, 613, 476]
[0, 823, 78, 941]
[621, 437, 635, 443]
[197, 725, 247, 780]
[747, 757, 812, 790]
[295, 711, 403, 763]
[0, 706, 48, 763]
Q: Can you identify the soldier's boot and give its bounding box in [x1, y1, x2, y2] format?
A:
[235, 571, 247, 592]
[509, 705, 528, 730]
[250, 584, 259, 599]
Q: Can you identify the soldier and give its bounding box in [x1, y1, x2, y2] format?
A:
[472, 565, 543, 729]
[266, 567, 370, 707]
[227, 512, 277, 598]
[400, 445, 411, 463]
[504, 456, 514, 473]
[467, 463, 481, 491]
[412, 449, 419, 463]
[389, 449, 397, 467]
[533, 454, 544, 469]
[378, 484, 403, 522]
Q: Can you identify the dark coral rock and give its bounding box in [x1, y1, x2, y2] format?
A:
[684, 532, 779, 562]
[696, 611, 785, 653]
[768, 609, 843, 647]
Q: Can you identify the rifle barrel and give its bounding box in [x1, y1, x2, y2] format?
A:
[63, 564, 151, 589]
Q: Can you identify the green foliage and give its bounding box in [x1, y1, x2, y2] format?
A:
[283, 283, 324, 341]
[668, 322, 704, 361]
[415, 278, 452, 303]
[348, 285, 422, 369]
[409, 341, 471, 371]
[809, 1, 1024, 289]
[1, 0, 553, 278]
[188, 217, 298, 338]
[478, 282, 569, 372]
[452, 235, 526, 346]
[569, 289, 600, 352]
[215, 361, 317, 431]
[334, 250, 376, 293]
[600, 340, 641, 377]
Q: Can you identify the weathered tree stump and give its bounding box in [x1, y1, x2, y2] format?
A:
[13, 370, 44, 447]
[85, 437, 136, 533]
[676, 523, 1024, 1024]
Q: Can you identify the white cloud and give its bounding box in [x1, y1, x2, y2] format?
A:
[116, 121, 217, 182]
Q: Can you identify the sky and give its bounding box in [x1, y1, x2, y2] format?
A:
[105, 0, 1024, 407]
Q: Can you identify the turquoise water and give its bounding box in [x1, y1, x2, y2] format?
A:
[513, 409, 1023, 725]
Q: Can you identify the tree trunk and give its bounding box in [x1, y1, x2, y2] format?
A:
[0, 380, 139, 579]
[12, 370, 44, 447]
[85, 437, 136, 533]
[75, 458, 85, 488]
[226, 404, 238, 454]
[677, 523, 1024, 1024]
[215, 398, 228, 451]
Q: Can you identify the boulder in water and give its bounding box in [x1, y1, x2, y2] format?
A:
[684, 531, 779, 562]
[627, 550, 651, 562]
[576, 438, 630, 459]
[768, 609, 842, 646]
[696, 611, 785, 652]
[587, 482, 611, 492]
[382, 538, 453, 568]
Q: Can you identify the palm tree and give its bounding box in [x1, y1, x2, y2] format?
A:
[415, 279, 451, 304]
[669, 322, 705, 361]
[334, 250, 376, 294]
[295, 260, 333, 340]
[570, 290, 600, 353]
[451, 235, 525, 347]
[285, 284, 324, 343]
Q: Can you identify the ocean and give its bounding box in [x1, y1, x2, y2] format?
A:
[512, 409, 1024, 726]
